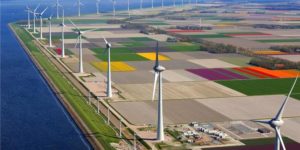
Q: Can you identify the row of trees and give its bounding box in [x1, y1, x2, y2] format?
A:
[250, 56, 300, 70]
[271, 46, 300, 53]
[253, 24, 300, 29]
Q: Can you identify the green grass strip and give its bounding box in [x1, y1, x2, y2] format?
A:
[95, 53, 148, 61]
[256, 39, 300, 43]
[12, 24, 119, 149]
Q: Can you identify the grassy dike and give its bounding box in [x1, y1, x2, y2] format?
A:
[10, 23, 119, 150]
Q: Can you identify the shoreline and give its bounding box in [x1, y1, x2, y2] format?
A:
[9, 23, 104, 150]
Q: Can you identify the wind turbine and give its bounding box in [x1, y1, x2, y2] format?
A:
[161, 0, 164, 8]
[151, 0, 154, 8]
[36, 7, 48, 39]
[254, 76, 298, 150]
[69, 19, 98, 73]
[127, 0, 130, 17]
[25, 6, 32, 29]
[32, 4, 40, 33]
[60, 8, 65, 57]
[112, 0, 116, 18]
[103, 37, 112, 98]
[75, 0, 84, 17]
[54, 0, 62, 19]
[140, 0, 143, 9]
[173, 0, 176, 7]
[96, 0, 100, 15]
[152, 42, 166, 141]
[48, 15, 53, 47]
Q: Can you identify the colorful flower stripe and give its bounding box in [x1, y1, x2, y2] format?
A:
[233, 68, 268, 78]
[187, 69, 234, 80]
[244, 67, 277, 78]
[212, 68, 249, 80]
[136, 53, 170, 61]
[245, 67, 299, 78]
[254, 50, 287, 55]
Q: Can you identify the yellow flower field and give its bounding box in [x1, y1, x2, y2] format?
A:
[91, 61, 136, 72]
[137, 52, 170, 61]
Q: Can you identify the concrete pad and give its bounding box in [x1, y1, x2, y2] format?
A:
[197, 95, 300, 120]
[189, 59, 239, 68]
[115, 81, 245, 101]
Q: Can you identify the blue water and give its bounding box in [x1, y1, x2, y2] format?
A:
[0, 0, 178, 149]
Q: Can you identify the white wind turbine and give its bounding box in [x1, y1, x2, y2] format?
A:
[151, 0, 154, 8]
[54, 0, 62, 19]
[60, 8, 65, 57]
[127, 0, 130, 17]
[25, 6, 32, 29]
[140, 0, 143, 9]
[112, 0, 116, 18]
[36, 7, 48, 39]
[69, 19, 98, 73]
[152, 42, 166, 141]
[96, 0, 101, 15]
[173, 0, 176, 7]
[103, 37, 112, 98]
[161, 0, 164, 8]
[75, 0, 84, 17]
[32, 4, 40, 33]
[48, 15, 53, 47]
[254, 76, 298, 150]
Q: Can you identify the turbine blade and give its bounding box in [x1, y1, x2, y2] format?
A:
[103, 36, 108, 44]
[34, 4, 40, 12]
[68, 19, 80, 31]
[152, 72, 159, 101]
[82, 28, 99, 34]
[275, 127, 286, 150]
[155, 41, 159, 66]
[74, 36, 80, 48]
[41, 7, 48, 15]
[253, 120, 270, 125]
[275, 75, 298, 120]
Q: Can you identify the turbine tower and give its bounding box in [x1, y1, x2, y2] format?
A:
[75, 0, 84, 17]
[48, 15, 53, 47]
[152, 42, 166, 141]
[140, 0, 143, 9]
[254, 76, 298, 150]
[69, 19, 98, 73]
[25, 6, 32, 29]
[32, 4, 40, 33]
[55, 0, 62, 19]
[173, 0, 176, 7]
[127, 0, 130, 17]
[37, 7, 48, 39]
[152, 0, 154, 8]
[161, 0, 164, 8]
[96, 0, 100, 15]
[112, 0, 116, 18]
[103, 37, 112, 98]
[60, 8, 65, 57]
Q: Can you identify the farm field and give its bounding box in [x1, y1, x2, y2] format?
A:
[217, 78, 300, 99]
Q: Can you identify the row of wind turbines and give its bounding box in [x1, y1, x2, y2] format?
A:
[24, 2, 299, 149]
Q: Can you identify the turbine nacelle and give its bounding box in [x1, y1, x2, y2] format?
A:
[154, 65, 165, 72]
[271, 119, 284, 128]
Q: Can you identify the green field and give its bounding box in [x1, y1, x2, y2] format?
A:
[168, 43, 201, 52]
[256, 39, 300, 43]
[129, 37, 155, 42]
[120, 41, 145, 47]
[72, 28, 105, 32]
[91, 47, 135, 54]
[12, 24, 119, 149]
[216, 78, 300, 100]
[95, 53, 148, 61]
[219, 57, 251, 67]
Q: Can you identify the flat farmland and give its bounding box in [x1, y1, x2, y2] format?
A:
[110, 100, 230, 125]
[115, 81, 245, 101]
[216, 78, 300, 99]
[197, 95, 300, 120]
